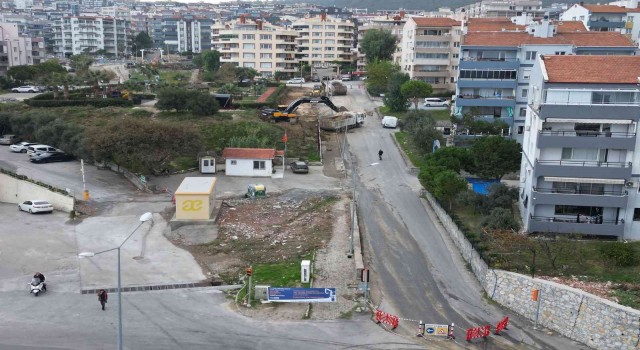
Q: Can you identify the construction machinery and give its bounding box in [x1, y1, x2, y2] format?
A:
[260, 96, 341, 122]
[320, 112, 365, 131]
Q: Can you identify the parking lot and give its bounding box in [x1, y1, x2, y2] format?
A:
[0, 92, 41, 101]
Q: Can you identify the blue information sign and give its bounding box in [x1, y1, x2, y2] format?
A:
[267, 287, 336, 303]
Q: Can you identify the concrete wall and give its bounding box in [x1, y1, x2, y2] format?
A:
[0, 172, 74, 212]
[422, 190, 640, 349]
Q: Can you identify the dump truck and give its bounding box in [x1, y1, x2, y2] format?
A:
[319, 112, 365, 131]
[259, 96, 341, 122]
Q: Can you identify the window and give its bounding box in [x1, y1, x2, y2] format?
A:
[561, 148, 604, 161]
[523, 69, 531, 80]
[260, 62, 272, 68]
[253, 160, 265, 169]
[243, 34, 254, 40]
[555, 51, 566, 55]
[230, 160, 237, 165]
[312, 39, 322, 44]
[312, 32, 322, 37]
[325, 32, 335, 37]
[243, 53, 255, 59]
[634, 208, 640, 221]
[243, 62, 255, 68]
[554, 205, 602, 217]
[453, 53, 459, 58]
[325, 39, 335, 44]
[517, 126, 524, 134]
[243, 43, 255, 49]
[521, 89, 528, 98]
[260, 53, 272, 59]
[260, 43, 272, 49]
[525, 51, 537, 60]
[454, 42, 460, 47]
[312, 25, 323, 29]
[325, 25, 335, 29]
[312, 53, 322, 58]
[325, 54, 334, 58]
[260, 34, 272, 40]
[416, 53, 449, 59]
[519, 108, 527, 117]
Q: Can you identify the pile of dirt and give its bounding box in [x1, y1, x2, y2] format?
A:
[186, 189, 340, 280]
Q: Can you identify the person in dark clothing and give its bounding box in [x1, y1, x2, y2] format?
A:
[98, 289, 108, 310]
[33, 272, 46, 291]
[378, 149, 383, 160]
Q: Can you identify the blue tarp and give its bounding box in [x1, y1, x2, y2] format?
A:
[466, 178, 500, 195]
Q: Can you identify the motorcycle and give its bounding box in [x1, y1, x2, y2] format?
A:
[29, 278, 46, 297]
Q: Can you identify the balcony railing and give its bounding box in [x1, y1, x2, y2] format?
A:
[531, 215, 624, 225]
[537, 160, 631, 168]
[461, 57, 518, 62]
[532, 187, 627, 196]
[539, 130, 636, 138]
[458, 94, 515, 100]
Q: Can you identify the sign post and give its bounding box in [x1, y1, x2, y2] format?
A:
[533, 289, 542, 329]
[246, 267, 253, 307]
[268, 287, 336, 303]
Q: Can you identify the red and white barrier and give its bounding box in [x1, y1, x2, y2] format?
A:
[375, 309, 399, 329]
[465, 325, 491, 342]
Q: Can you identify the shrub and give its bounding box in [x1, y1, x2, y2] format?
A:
[481, 207, 520, 231]
[600, 242, 637, 267]
[25, 99, 134, 108]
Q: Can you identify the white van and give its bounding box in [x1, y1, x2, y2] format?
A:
[424, 97, 450, 107]
[381, 116, 398, 128]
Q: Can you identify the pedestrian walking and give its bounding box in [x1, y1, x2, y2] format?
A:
[378, 149, 383, 160]
[98, 289, 108, 311]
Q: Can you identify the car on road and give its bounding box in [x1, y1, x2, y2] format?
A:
[9, 141, 36, 152]
[27, 145, 59, 156]
[311, 76, 320, 82]
[381, 116, 398, 128]
[341, 74, 351, 81]
[424, 97, 450, 107]
[290, 161, 309, 174]
[18, 200, 53, 214]
[0, 134, 21, 145]
[11, 85, 40, 93]
[29, 151, 74, 163]
[286, 78, 305, 84]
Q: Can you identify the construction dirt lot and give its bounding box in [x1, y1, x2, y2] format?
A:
[168, 87, 363, 320]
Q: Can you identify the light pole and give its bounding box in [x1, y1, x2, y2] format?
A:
[79, 212, 153, 350]
[140, 49, 146, 63]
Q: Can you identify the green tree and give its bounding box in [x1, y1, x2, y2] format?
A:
[134, 31, 153, 51]
[426, 146, 471, 173]
[69, 54, 94, 75]
[434, 170, 468, 210]
[217, 83, 241, 95]
[201, 50, 222, 72]
[156, 87, 191, 112]
[360, 29, 397, 62]
[481, 207, 520, 231]
[365, 60, 397, 96]
[215, 63, 237, 84]
[7, 65, 36, 82]
[467, 136, 522, 179]
[401, 110, 444, 155]
[236, 66, 258, 80]
[187, 91, 220, 116]
[383, 71, 410, 112]
[83, 70, 116, 97]
[274, 71, 287, 81]
[401, 80, 433, 110]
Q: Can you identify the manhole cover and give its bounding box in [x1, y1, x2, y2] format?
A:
[132, 256, 144, 260]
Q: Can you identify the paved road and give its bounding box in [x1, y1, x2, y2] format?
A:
[331, 86, 588, 349]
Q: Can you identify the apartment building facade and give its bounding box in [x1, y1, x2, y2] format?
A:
[400, 17, 462, 93]
[561, 2, 640, 46]
[355, 13, 406, 72]
[292, 14, 355, 68]
[52, 15, 130, 56]
[149, 15, 212, 53]
[212, 17, 298, 78]
[0, 23, 45, 76]
[458, 0, 544, 18]
[455, 17, 636, 143]
[519, 55, 640, 240]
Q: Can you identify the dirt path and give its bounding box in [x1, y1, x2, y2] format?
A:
[189, 68, 200, 84]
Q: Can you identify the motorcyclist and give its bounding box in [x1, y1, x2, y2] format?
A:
[33, 272, 46, 291]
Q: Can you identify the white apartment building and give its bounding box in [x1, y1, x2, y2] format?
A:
[459, 0, 544, 18]
[99, 7, 131, 20]
[400, 17, 462, 93]
[212, 17, 298, 78]
[355, 13, 406, 72]
[53, 15, 130, 57]
[0, 23, 45, 76]
[292, 14, 355, 68]
[520, 55, 640, 240]
[561, 1, 640, 46]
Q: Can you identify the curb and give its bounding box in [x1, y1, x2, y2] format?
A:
[81, 282, 243, 294]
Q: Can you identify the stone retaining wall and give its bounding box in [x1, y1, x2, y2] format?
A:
[422, 190, 640, 349]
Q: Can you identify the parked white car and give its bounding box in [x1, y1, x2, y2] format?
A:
[11, 85, 40, 93]
[286, 78, 305, 84]
[27, 144, 58, 156]
[18, 200, 53, 214]
[424, 97, 451, 107]
[9, 141, 36, 153]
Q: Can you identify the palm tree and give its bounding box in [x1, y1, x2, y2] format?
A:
[84, 70, 116, 98]
[59, 74, 81, 100]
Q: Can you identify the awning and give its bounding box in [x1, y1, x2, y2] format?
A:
[544, 177, 626, 185]
[545, 118, 633, 124]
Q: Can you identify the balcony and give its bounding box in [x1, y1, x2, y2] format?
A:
[459, 57, 519, 70]
[531, 187, 629, 207]
[588, 20, 624, 29]
[537, 130, 636, 149]
[528, 215, 624, 236]
[534, 159, 632, 179]
[538, 104, 640, 121]
[455, 94, 516, 107]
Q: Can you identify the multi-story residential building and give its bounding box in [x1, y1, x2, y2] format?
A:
[292, 13, 355, 68]
[149, 15, 212, 53]
[561, 1, 640, 46]
[519, 55, 640, 240]
[0, 23, 45, 76]
[458, 0, 544, 18]
[455, 17, 636, 143]
[212, 17, 298, 78]
[354, 13, 406, 72]
[52, 15, 130, 57]
[400, 17, 462, 94]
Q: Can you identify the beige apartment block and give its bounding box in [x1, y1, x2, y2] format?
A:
[400, 17, 462, 93]
[0, 23, 45, 76]
[355, 13, 407, 72]
[212, 17, 298, 78]
[292, 14, 355, 68]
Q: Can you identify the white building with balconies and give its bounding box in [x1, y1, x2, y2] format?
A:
[52, 15, 130, 57]
[520, 54, 640, 240]
[292, 14, 355, 68]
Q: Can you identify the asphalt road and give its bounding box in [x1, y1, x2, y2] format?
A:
[331, 86, 588, 349]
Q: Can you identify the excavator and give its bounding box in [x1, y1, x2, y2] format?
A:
[260, 96, 342, 122]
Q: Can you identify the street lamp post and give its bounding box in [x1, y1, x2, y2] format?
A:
[79, 212, 153, 350]
[140, 49, 146, 63]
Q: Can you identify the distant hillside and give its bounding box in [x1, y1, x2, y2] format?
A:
[292, 0, 600, 12]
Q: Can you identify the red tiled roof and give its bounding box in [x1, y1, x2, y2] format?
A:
[222, 148, 276, 159]
[584, 4, 640, 13]
[412, 17, 461, 27]
[468, 19, 587, 33]
[463, 31, 633, 46]
[542, 55, 640, 84]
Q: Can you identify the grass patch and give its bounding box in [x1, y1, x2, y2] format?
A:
[613, 286, 640, 309]
[379, 105, 451, 122]
[252, 257, 313, 288]
[394, 132, 426, 168]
